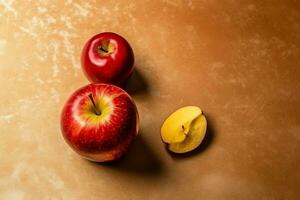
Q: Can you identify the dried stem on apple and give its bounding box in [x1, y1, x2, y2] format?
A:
[97, 40, 116, 56]
[99, 46, 108, 53]
[182, 125, 188, 136]
[88, 93, 101, 115]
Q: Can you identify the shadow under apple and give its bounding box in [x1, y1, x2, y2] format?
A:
[90, 133, 165, 177]
[125, 68, 150, 96]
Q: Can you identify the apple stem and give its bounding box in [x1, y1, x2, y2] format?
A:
[99, 46, 108, 53]
[182, 125, 188, 136]
[88, 94, 101, 115]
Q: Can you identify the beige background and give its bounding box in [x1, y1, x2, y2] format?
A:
[1, 0, 300, 199]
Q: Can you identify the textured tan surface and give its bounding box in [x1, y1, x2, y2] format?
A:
[1, 0, 300, 199]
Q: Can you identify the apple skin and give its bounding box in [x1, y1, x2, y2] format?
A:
[81, 32, 134, 86]
[60, 83, 139, 162]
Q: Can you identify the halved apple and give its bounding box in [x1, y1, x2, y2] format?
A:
[161, 106, 207, 153]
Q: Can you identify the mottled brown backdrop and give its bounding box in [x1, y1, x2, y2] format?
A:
[0, 0, 300, 199]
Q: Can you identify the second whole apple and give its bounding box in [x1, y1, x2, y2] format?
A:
[81, 32, 134, 86]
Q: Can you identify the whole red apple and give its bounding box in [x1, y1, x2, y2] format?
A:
[60, 83, 139, 162]
[81, 32, 134, 86]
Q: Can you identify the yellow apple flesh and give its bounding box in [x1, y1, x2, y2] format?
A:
[161, 106, 207, 153]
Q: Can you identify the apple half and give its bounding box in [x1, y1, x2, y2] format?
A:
[161, 106, 207, 153]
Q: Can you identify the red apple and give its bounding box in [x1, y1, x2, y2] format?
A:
[81, 32, 134, 86]
[60, 83, 139, 162]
